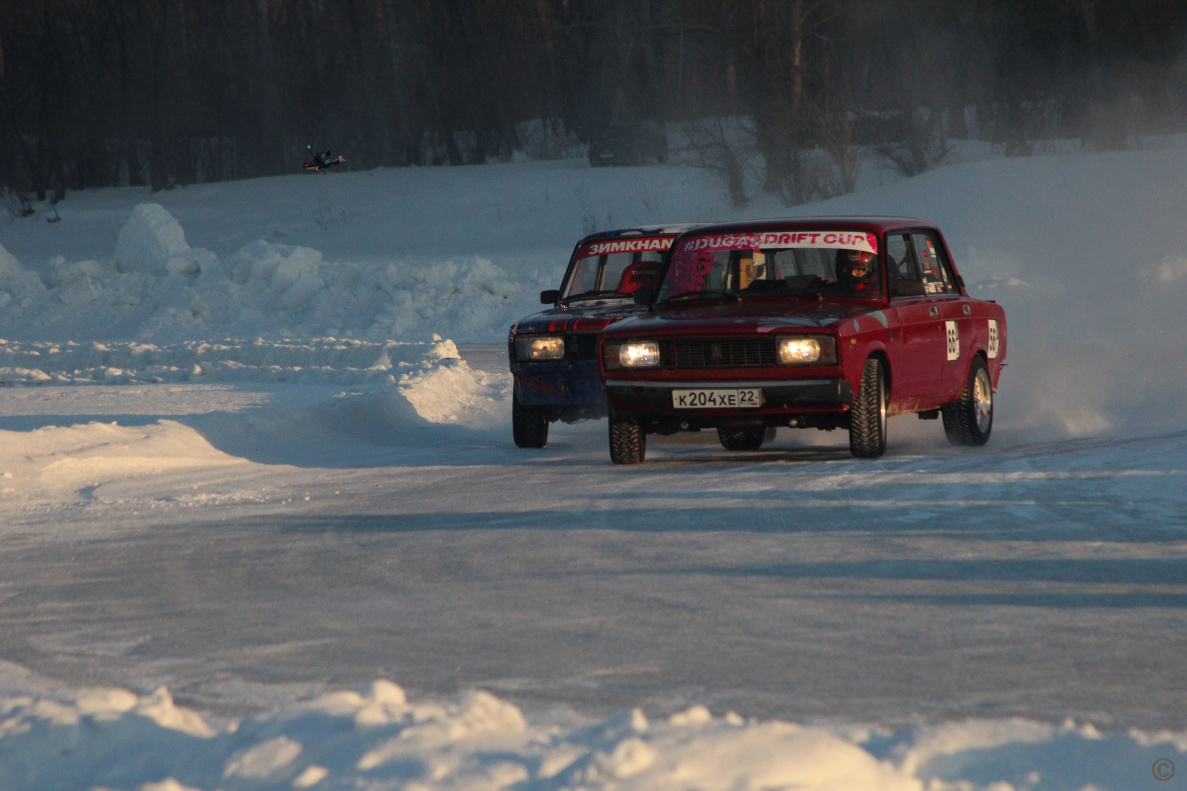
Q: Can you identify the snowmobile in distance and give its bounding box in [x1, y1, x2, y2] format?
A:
[303, 148, 344, 172]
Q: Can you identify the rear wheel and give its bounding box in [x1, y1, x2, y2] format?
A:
[849, 357, 888, 458]
[942, 356, 993, 446]
[512, 393, 549, 448]
[718, 426, 773, 451]
[609, 416, 646, 464]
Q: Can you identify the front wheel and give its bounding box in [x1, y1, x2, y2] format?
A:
[609, 416, 646, 464]
[942, 356, 993, 446]
[849, 357, 888, 458]
[512, 393, 549, 448]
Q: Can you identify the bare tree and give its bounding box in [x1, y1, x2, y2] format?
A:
[2, 0, 1187, 196]
[674, 116, 755, 208]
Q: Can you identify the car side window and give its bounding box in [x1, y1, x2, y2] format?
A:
[887, 233, 922, 297]
[911, 232, 957, 295]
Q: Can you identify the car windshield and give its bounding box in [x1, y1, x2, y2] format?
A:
[561, 236, 671, 301]
[656, 230, 884, 302]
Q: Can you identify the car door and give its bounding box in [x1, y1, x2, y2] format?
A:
[885, 232, 946, 409]
[910, 231, 968, 404]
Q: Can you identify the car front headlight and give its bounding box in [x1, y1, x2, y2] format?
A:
[619, 341, 660, 368]
[777, 335, 837, 365]
[515, 335, 565, 361]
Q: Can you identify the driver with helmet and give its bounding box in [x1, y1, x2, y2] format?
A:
[835, 249, 880, 295]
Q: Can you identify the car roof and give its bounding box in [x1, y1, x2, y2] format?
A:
[677, 216, 936, 237]
[578, 224, 704, 244]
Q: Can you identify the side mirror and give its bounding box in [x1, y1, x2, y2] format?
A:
[540, 289, 560, 305]
[632, 287, 654, 306]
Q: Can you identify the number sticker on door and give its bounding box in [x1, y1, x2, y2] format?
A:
[987, 319, 999, 359]
[945, 320, 960, 361]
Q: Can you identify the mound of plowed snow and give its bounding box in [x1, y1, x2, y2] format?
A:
[0, 204, 526, 343]
[0, 678, 1182, 791]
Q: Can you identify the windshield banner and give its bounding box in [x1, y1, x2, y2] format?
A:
[578, 236, 674, 258]
[676, 231, 878, 255]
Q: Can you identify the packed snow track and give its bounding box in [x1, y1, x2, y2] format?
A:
[1, 346, 1184, 737]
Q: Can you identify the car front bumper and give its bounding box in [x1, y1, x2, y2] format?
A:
[513, 360, 605, 411]
[604, 377, 853, 416]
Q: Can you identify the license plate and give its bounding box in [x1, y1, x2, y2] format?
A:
[672, 388, 763, 409]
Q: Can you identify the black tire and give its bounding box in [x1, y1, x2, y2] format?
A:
[849, 357, 888, 458]
[512, 392, 549, 448]
[942, 356, 993, 446]
[609, 416, 646, 464]
[718, 426, 767, 451]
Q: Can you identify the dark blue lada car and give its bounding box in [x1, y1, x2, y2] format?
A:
[508, 225, 697, 447]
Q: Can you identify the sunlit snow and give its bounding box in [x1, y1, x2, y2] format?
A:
[1, 139, 1186, 790]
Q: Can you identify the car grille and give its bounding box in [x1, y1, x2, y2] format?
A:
[661, 338, 777, 368]
[565, 333, 599, 361]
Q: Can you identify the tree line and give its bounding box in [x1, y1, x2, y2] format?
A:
[2, 0, 1185, 206]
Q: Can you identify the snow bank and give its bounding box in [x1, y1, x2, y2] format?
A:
[0, 337, 443, 386]
[0, 336, 507, 422]
[0, 242, 46, 306]
[0, 204, 528, 343]
[397, 337, 508, 426]
[114, 203, 218, 277]
[900, 718, 1187, 790]
[0, 418, 249, 504]
[0, 680, 1181, 791]
[0, 339, 508, 503]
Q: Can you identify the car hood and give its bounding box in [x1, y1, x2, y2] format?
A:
[512, 300, 646, 334]
[604, 298, 879, 336]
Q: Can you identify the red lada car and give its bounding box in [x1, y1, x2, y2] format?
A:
[598, 218, 1007, 462]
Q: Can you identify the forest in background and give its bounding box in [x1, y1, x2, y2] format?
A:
[2, 0, 1186, 207]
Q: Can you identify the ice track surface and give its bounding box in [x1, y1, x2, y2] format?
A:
[1, 345, 1185, 736]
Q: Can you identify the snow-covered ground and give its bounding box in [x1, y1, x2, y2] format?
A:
[1, 140, 1186, 789]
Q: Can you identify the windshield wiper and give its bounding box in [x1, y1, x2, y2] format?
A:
[660, 290, 742, 303]
[740, 280, 824, 300]
[563, 289, 630, 302]
[780, 286, 824, 300]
